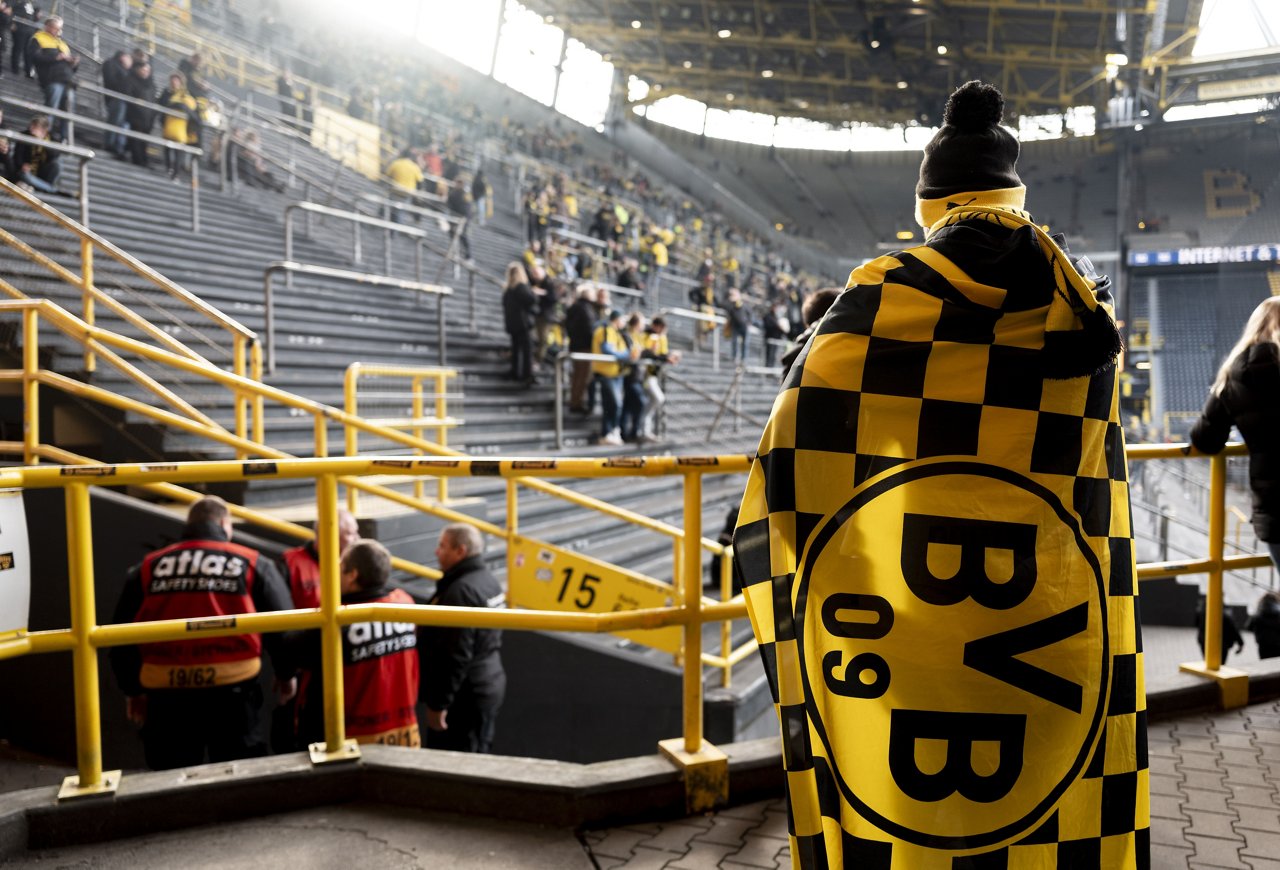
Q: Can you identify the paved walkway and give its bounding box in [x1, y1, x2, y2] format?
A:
[582, 700, 1280, 870]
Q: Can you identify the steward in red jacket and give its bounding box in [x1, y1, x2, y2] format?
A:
[287, 539, 423, 748]
[110, 496, 293, 770]
[270, 508, 360, 752]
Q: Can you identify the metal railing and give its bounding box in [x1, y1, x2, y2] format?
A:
[0, 178, 258, 440]
[344, 363, 461, 506]
[0, 453, 749, 809]
[661, 306, 725, 369]
[0, 95, 204, 231]
[261, 261, 451, 373]
[283, 201, 463, 288]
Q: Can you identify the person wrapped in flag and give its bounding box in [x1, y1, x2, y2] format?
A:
[734, 81, 1147, 869]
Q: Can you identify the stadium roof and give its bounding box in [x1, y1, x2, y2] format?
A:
[523, 0, 1211, 125]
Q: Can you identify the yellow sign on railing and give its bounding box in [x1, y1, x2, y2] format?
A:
[508, 536, 682, 654]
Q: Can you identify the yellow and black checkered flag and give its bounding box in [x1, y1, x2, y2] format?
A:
[735, 205, 1148, 869]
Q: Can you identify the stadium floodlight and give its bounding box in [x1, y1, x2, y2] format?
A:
[897, 80, 909, 89]
[937, 45, 948, 55]
[631, 20, 642, 29]
[1105, 52, 1129, 66]
[683, 60, 693, 68]
[718, 29, 732, 38]
[761, 69, 774, 78]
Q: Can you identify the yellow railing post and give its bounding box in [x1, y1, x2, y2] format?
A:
[506, 479, 519, 581]
[682, 473, 703, 754]
[22, 308, 38, 465]
[658, 471, 728, 813]
[412, 375, 425, 503]
[1179, 451, 1249, 708]
[314, 412, 328, 458]
[250, 341, 265, 446]
[720, 544, 734, 689]
[311, 472, 359, 763]
[434, 372, 449, 504]
[57, 482, 120, 799]
[80, 239, 95, 374]
[233, 334, 247, 459]
[344, 364, 359, 514]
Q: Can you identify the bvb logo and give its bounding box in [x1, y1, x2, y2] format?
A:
[797, 461, 1109, 850]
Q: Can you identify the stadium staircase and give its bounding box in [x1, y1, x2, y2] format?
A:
[0, 5, 794, 757]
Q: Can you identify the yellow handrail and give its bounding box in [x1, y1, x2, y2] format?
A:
[0, 178, 258, 445]
[0, 436, 1266, 807]
[344, 363, 459, 507]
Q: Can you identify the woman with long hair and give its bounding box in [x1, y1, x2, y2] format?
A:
[1191, 296, 1280, 571]
[501, 262, 538, 386]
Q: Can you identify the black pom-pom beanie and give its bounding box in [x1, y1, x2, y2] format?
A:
[916, 81, 1023, 214]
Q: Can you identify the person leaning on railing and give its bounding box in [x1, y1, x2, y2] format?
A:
[1190, 296, 1280, 575]
[108, 496, 297, 771]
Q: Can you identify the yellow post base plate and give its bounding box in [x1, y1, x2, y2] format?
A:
[1179, 661, 1250, 709]
[308, 739, 362, 765]
[658, 737, 729, 814]
[58, 769, 121, 801]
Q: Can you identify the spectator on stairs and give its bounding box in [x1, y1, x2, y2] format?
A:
[471, 169, 491, 227]
[639, 316, 679, 442]
[0, 4, 10, 81]
[159, 72, 198, 180]
[177, 53, 208, 153]
[29, 15, 77, 141]
[592, 308, 640, 446]
[7, 113, 61, 195]
[446, 177, 472, 261]
[100, 50, 133, 158]
[0, 110, 10, 177]
[502, 262, 539, 388]
[9, 1, 36, 79]
[124, 60, 156, 167]
[386, 148, 423, 223]
[564, 284, 598, 415]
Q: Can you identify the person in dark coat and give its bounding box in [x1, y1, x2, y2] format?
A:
[1191, 296, 1280, 573]
[564, 284, 598, 413]
[100, 50, 132, 156]
[424, 524, 505, 753]
[9, 1, 36, 78]
[29, 15, 77, 141]
[445, 177, 472, 260]
[1248, 592, 1280, 659]
[123, 60, 156, 166]
[501, 261, 539, 386]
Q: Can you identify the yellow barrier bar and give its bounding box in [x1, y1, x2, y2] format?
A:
[83, 598, 746, 651]
[22, 308, 38, 465]
[316, 474, 350, 759]
[80, 239, 95, 374]
[683, 473, 703, 753]
[65, 484, 103, 790]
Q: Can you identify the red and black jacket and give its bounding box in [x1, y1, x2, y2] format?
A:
[110, 521, 292, 694]
[281, 542, 322, 609]
[289, 585, 423, 746]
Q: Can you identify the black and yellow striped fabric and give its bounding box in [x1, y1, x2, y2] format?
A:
[734, 205, 1148, 869]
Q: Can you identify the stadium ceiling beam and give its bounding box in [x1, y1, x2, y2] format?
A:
[941, 0, 1154, 12]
